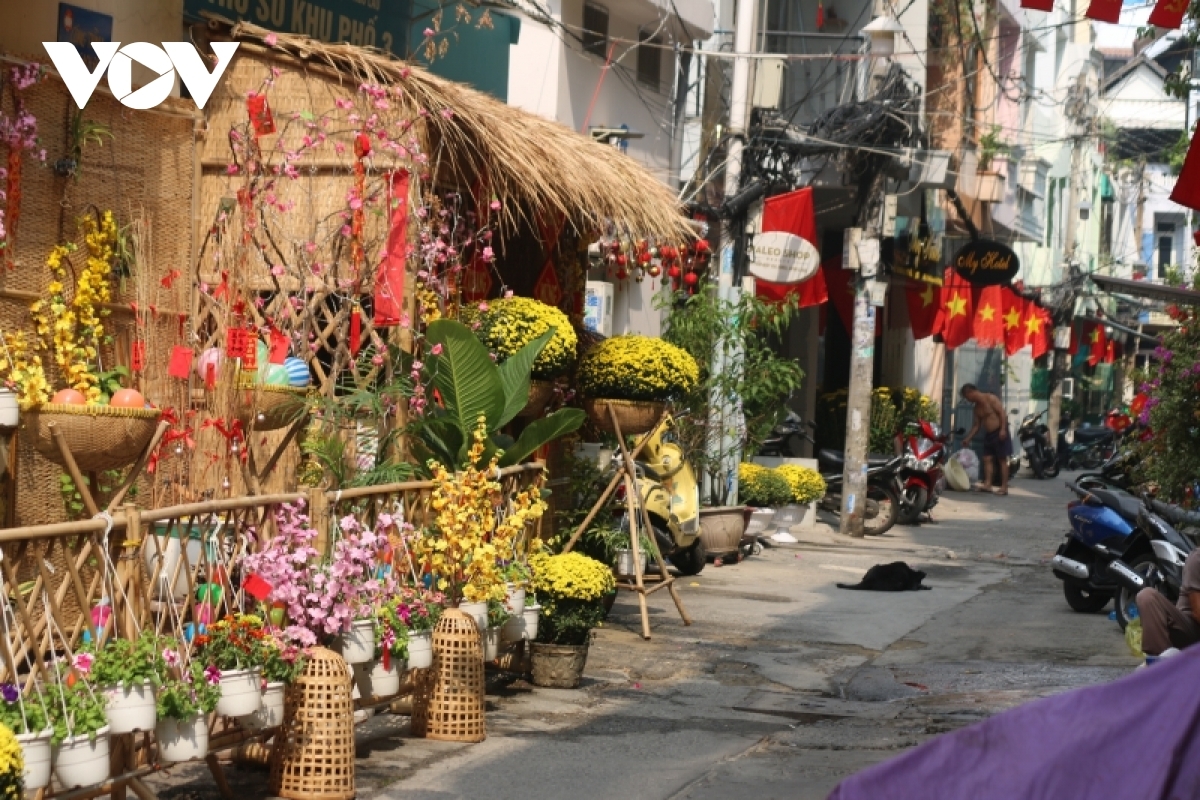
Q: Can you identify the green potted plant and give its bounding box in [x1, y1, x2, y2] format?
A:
[738, 463, 792, 537]
[244, 637, 306, 732]
[470, 297, 578, 417]
[577, 335, 699, 435]
[355, 604, 407, 699]
[528, 551, 615, 688]
[0, 685, 52, 790]
[48, 682, 110, 789]
[155, 655, 219, 763]
[82, 630, 163, 734]
[396, 588, 444, 670]
[194, 614, 265, 718]
[774, 464, 827, 530]
[975, 125, 1011, 202]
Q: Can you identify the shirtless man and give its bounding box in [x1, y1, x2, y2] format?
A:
[961, 383, 1010, 496]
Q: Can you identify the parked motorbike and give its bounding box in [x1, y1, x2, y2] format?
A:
[758, 411, 807, 458]
[1076, 446, 1137, 493]
[613, 413, 706, 575]
[1107, 499, 1196, 630]
[814, 447, 905, 536]
[1056, 411, 1117, 471]
[1017, 410, 1059, 479]
[1052, 482, 1144, 617]
[893, 420, 960, 525]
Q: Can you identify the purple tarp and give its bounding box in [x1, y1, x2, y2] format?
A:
[829, 647, 1200, 799]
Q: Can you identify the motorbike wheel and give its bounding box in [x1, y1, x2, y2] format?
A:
[862, 484, 899, 536]
[1063, 584, 1113, 613]
[897, 486, 928, 526]
[1029, 453, 1046, 479]
[670, 538, 706, 576]
[1116, 555, 1160, 631]
[1079, 447, 1104, 471]
[1041, 455, 1060, 478]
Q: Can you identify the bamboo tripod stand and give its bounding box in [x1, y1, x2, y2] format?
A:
[562, 406, 691, 639]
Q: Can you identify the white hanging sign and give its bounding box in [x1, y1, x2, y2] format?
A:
[748, 232, 820, 284]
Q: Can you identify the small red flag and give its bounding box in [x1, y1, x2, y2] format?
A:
[242, 573, 272, 602]
[225, 328, 248, 359]
[268, 329, 289, 364]
[241, 331, 258, 370]
[1085, 0, 1122, 22]
[973, 285, 1005, 347]
[1002, 288, 1027, 356]
[1086, 323, 1107, 368]
[1148, 0, 1189, 28]
[131, 340, 146, 372]
[936, 270, 974, 350]
[1026, 305, 1052, 359]
[906, 282, 940, 340]
[1170, 125, 1200, 211]
[168, 346, 193, 379]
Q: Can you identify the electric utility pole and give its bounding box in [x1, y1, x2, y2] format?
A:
[839, 174, 887, 537]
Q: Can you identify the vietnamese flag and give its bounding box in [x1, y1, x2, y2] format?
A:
[1026, 304, 1052, 359]
[937, 269, 973, 349]
[1002, 288, 1027, 356]
[1086, 323, 1107, 367]
[1170, 125, 1200, 211]
[973, 285, 1005, 347]
[1105, 339, 1117, 364]
[906, 282, 940, 340]
[1085, 0, 1122, 22]
[756, 188, 829, 309]
[1148, 0, 1190, 28]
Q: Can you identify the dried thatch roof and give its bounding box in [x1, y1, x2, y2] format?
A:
[223, 22, 695, 242]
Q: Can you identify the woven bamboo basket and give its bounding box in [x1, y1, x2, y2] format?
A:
[416, 609, 486, 743]
[268, 647, 356, 800]
[518, 380, 556, 419]
[23, 404, 161, 472]
[582, 398, 666, 436]
[236, 385, 310, 432]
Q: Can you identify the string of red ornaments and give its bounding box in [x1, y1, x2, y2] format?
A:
[602, 238, 712, 294]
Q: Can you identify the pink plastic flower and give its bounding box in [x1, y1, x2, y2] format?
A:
[430, 343, 444, 356]
[162, 648, 180, 668]
[72, 652, 94, 675]
[204, 665, 221, 686]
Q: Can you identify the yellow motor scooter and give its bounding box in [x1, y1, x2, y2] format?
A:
[616, 414, 706, 575]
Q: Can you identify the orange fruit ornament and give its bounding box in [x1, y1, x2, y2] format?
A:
[51, 388, 86, 405]
[110, 388, 146, 409]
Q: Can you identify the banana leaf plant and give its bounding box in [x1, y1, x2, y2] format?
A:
[408, 319, 585, 472]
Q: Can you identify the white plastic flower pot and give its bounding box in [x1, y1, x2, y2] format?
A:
[504, 584, 526, 615]
[745, 508, 776, 536]
[104, 679, 156, 734]
[338, 619, 376, 665]
[53, 726, 111, 789]
[523, 605, 541, 641]
[356, 660, 402, 698]
[0, 390, 18, 428]
[216, 668, 262, 717]
[458, 601, 487, 634]
[242, 681, 285, 732]
[156, 714, 209, 763]
[483, 626, 502, 661]
[501, 612, 526, 643]
[408, 631, 433, 669]
[16, 728, 53, 790]
[774, 504, 806, 528]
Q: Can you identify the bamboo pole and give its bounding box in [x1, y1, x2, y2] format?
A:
[51, 425, 99, 517]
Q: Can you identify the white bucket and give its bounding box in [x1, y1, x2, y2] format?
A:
[104, 680, 156, 734]
[156, 715, 209, 763]
[338, 619, 376, 665]
[241, 681, 285, 732]
[216, 668, 262, 717]
[504, 584, 526, 615]
[408, 631, 433, 669]
[482, 627, 502, 661]
[356, 660, 402, 698]
[0, 390, 18, 428]
[53, 726, 111, 789]
[458, 601, 487, 634]
[523, 605, 541, 641]
[16, 728, 52, 790]
[501, 613, 525, 643]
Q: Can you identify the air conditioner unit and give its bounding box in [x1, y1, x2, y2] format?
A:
[1061, 378, 1075, 401]
[584, 280, 614, 337]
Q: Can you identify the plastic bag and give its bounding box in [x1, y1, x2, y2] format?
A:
[944, 458, 970, 492]
[1125, 618, 1143, 658]
[956, 448, 980, 482]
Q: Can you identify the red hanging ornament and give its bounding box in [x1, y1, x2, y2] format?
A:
[349, 305, 362, 356]
[354, 132, 372, 159]
[648, 264, 661, 278]
[616, 268, 628, 280]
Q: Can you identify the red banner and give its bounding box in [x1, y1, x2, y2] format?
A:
[906, 283, 940, 340]
[1170, 125, 1200, 211]
[1085, 0, 1122, 21]
[1020, 0, 1053, 10]
[936, 269, 974, 349]
[373, 171, 410, 327]
[755, 188, 828, 309]
[1148, 0, 1189, 28]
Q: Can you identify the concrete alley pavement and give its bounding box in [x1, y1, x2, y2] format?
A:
[147, 472, 1135, 800]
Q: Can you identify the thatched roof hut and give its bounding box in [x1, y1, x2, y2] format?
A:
[207, 21, 694, 243]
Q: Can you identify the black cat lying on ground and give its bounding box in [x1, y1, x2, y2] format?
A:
[837, 561, 931, 591]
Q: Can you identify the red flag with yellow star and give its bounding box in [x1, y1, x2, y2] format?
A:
[973, 285, 1004, 347]
[906, 282, 940, 340]
[1002, 288, 1027, 356]
[936, 269, 973, 349]
[1026, 304, 1052, 359]
[1086, 323, 1107, 368]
